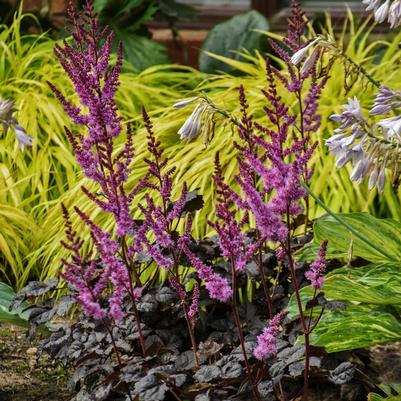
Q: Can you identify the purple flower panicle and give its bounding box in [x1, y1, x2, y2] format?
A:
[305, 240, 328, 289]
[254, 311, 288, 361]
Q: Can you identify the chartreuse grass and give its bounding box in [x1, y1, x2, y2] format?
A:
[32, 12, 401, 284]
[0, 8, 203, 288]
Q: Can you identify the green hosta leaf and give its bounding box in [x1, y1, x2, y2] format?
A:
[368, 384, 401, 401]
[314, 213, 401, 264]
[322, 264, 401, 305]
[200, 10, 269, 73]
[287, 263, 401, 352]
[0, 282, 29, 327]
[309, 304, 401, 352]
[115, 32, 170, 71]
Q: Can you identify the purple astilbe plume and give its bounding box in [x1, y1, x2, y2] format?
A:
[254, 311, 288, 361]
[60, 204, 107, 320]
[209, 153, 261, 271]
[133, 108, 191, 271]
[179, 216, 232, 303]
[305, 240, 329, 289]
[49, 1, 135, 238]
[73, 207, 129, 320]
[168, 275, 187, 301]
[234, 62, 312, 245]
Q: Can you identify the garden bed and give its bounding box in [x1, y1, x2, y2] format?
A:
[0, 324, 71, 401]
[1, 322, 400, 401]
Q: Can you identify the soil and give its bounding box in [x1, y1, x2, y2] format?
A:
[0, 323, 400, 401]
[0, 324, 72, 401]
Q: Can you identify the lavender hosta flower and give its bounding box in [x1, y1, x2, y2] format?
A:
[363, 0, 381, 11]
[363, 0, 401, 27]
[254, 311, 288, 361]
[378, 116, 401, 139]
[389, 0, 401, 27]
[375, 0, 391, 22]
[330, 97, 365, 128]
[305, 240, 328, 289]
[371, 86, 401, 115]
[173, 97, 198, 109]
[13, 124, 33, 151]
[0, 96, 32, 151]
[0, 96, 15, 125]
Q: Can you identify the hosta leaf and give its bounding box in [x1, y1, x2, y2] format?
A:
[0, 282, 29, 327]
[309, 304, 401, 352]
[314, 213, 401, 264]
[321, 264, 401, 305]
[200, 10, 269, 73]
[368, 384, 401, 401]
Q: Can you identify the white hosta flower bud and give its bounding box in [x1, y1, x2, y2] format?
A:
[374, 0, 390, 23]
[300, 48, 319, 75]
[178, 103, 208, 140]
[173, 97, 198, 109]
[290, 38, 320, 66]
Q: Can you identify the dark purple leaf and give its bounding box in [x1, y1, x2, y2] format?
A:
[194, 365, 221, 383]
[329, 362, 355, 384]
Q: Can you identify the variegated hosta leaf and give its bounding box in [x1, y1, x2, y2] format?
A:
[314, 213, 401, 265]
[309, 304, 401, 353]
[289, 264, 401, 351]
[322, 264, 401, 305]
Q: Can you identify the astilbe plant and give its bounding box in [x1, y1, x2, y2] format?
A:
[175, 1, 332, 399]
[49, 0, 231, 395]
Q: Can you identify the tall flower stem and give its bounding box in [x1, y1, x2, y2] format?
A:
[256, 246, 273, 318]
[230, 258, 262, 401]
[104, 322, 134, 401]
[285, 210, 310, 401]
[182, 301, 200, 368]
[121, 237, 146, 356]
